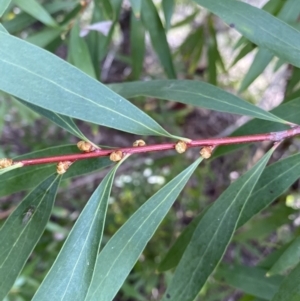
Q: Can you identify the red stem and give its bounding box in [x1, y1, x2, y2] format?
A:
[15, 126, 300, 167]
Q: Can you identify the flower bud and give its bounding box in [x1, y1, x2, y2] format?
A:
[77, 141, 97, 152]
[110, 150, 123, 162]
[200, 146, 213, 159]
[57, 161, 72, 175]
[133, 140, 146, 147]
[175, 141, 188, 154]
[0, 158, 13, 169]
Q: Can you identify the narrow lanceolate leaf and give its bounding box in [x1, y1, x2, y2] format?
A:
[0, 33, 172, 138]
[215, 264, 283, 300]
[69, 21, 96, 78]
[0, 174, 60, 300]
[3, 2, 76, 34]
[86, 158, 203, 301]
[159, 152, 300, 271]
[267, 236, 300, 276]
[0, 0, 10, 17]
[26, 27, 62, 48]
[163, 148, 274, 301]
[237, 152, 300, 228]
[0, 24, 5, 34]
[239, 48, 273, 92]
[162, 0, 174, 31]
[0, 23, 8, 34]
[18, 98, 91, 142]
[158, 212, 205, 272]
[32, 160, 124, 301]
[141, 0, 176, 79]
[194, 0, 300, 68]
[13, 0, 58, 27]
[129, 0, 142, 18]
[238, 0, 300, 91]
[259, 242, 293, 270]
[213, 97, 300, 158]
[130, 12, 145, 80]
[271, 262, 300, 301]
[110, 80, 287, 123]
[0, 145, 111, 197]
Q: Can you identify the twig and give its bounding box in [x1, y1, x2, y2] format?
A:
[3, 126, 300, 168]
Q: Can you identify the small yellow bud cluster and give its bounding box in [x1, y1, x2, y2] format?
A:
[200, 146, 213, 159]
[110, 150, 123, 162]
[77, 141, 98, 152]
[0, 158, 13, 169]
[56, 161, 73, 175]
[133, 140, 146, 147]
[175, 141, 188, 154]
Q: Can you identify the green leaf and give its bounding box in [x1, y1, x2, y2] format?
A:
[215, 264, 283, 300]
[26, 27, 62, 48]
[86, 4, 105, 80]
[263, 0, 286, 15]
[185, 27, 204, 75]
[259, 242, 294, 270]
[285, 67, 300, 97]
[13, 0, 58, 28]
[172, 9, 200, 29]
[207, 17, 218, 85]
[0, 15, 63, 47]
[207, 15, 225, 83]
[230, 42, 255, 67]
[17, 98, 91, 142]
[158, 210, 206, 272]
[0, 174, 60, 300]
[3, 2, 76, 34]
[239, 48, 273, 92]
[69, 21, 96, 78]
[163, 148, 274, 301]
[162, 0, 174, 31]
[0, 0, 10, 17]
[194, 0, 300, 68]
[178, 26, 204, 75]
[86, 157, 203, 301]
[93, 0, 122, 65]
[110, 80, 287, 124]
[0, 33, 172, 137]
[0, 23, 8, 34]
[159, 152, 300, 271]
[271, 262, 300, 301]
[0, 145, 112, 197]
[100, 0, 114, 19]
[267, 236, 300, 276]
[141, 0, 176, 79]
[130, 13, 145, 79]
[129, 0, 142, 18]
[214, 97, 300, 158]
[234, 204, 293, 242]
[32, 160, 123, 301]
[237, 152, 300, 228]
[238, 0, 300, 91]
